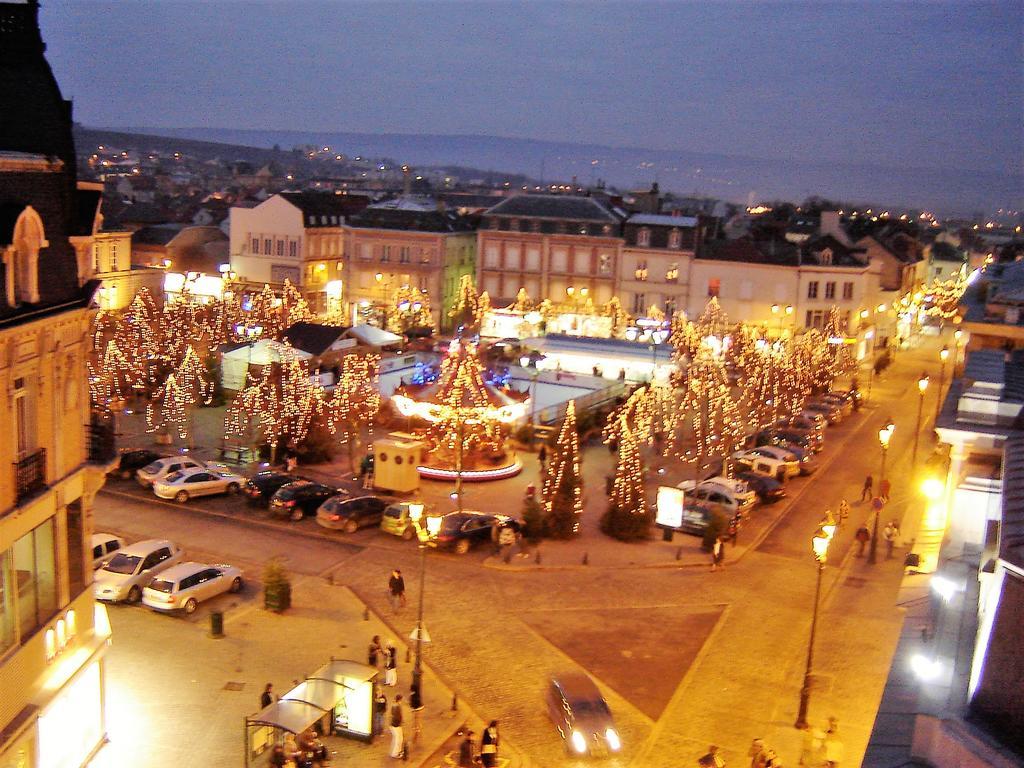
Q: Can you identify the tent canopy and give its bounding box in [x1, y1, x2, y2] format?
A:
[308, 658, 378, 686]
[221, 339, 313, 366]
[345, 324, 403, 348]
[246, 700, 326, 735]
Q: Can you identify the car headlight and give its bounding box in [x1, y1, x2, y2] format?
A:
[605, 728, 621, 751]
[570, 730, 587, 754]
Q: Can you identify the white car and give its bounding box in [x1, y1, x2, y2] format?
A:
[747, 446, 802, 478]
[136, 456, 206, 487]
[142, 561, 243, 614]
[91, 533, 125, 571]
[678, 476, 758, 513]
[93, 539, 184, 603]
[732, 449, 795, 481]
[153, 467, 246, 502]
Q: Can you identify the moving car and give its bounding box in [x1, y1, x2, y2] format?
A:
[91, 533, 125, 570]
[677, 478, 757, 516]
[732, 449, 795, 481]
[113, 449, 165, 480]
[153, 466, 246, 502]
[142, 561, 243, 614]
[380, 501, 429, 540]
[242, 470, 308, 507]
[427, 511, 520, 554]
[270, 480, 339, 520]
[136, 456, 206, 487]
[733, 468, 787, 503]
[316, 495, 387, 532]
[546, 673, 622, 756]
[93, 539, 183, 603]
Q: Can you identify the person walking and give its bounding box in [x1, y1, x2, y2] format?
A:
[458, 730, 477, 767]
[711, 536, 726, 571]
[883, 521, 897, 559]
[389, 694, 405, 759]
[373, 686, 388, 737]
[538, 444, 547, 465]
[855, 525, 871, 557]
[837, 499, 850, 528]
[388, 569, 406, 612]
[260, 683, 275, 709]
[699, 744, 726, 767]
[879, 477, 891, 502]
[368, 634, 384, 668]
[860, 475, 873, 502]
[480, 720, 500, 767]
[384, 642, 398, 687]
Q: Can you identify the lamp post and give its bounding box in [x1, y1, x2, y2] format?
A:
[868, 422, 895, 564]
[935, 346, 949, 423]
[520, 355, 540, 430]
[408, 502, 429, 696]
[952, 329, 963, 375]
[795, 514, 835, 729]
[772, 303, 793, 337]
[912, 374, 929, 467]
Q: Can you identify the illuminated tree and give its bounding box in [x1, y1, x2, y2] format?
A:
[147, 346, 214, 446]
[923, 273, 967, 320]
[247, 284, 281, 339]
[113, 289, 162, 394]
[386, 286, 433, 333]
[694, 296, 730, 341]
[675, 342, 746, 474]
[602, 382, 674, 449]
[823, 306, 856, 386]
[88, 340, 133, 413]
[325, 354, 382, 469]
[449, 274, 483, 330]
[279, 278, 314, 330]
[513, 287, 533, 312]
[600, 420, 650, 541]
[604, 296, 629, 336]
[541, 400, 583, 538]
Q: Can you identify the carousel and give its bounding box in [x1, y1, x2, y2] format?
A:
[390, 339, 526, 481]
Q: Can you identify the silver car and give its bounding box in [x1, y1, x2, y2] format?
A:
[142, 561, 243, 614]
[93, 539, 184, 603]
[136, 456, 205, 487]
[153, 466, 245, 502]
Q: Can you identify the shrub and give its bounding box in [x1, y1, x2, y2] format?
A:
[600, 502, 652, 542]
[263, 559, 291, 613]
[522, 496, 545, 541]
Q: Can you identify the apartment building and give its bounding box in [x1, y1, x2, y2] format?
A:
[619, 213, 701, 318]
[0, 2, 116, 766]
[477, 195, 624, 306]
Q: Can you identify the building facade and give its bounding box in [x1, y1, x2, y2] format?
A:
[619, 213, 700, 318]
[0, 2, 115, 767]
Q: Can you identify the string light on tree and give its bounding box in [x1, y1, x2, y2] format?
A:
[541, 399, 583, 538]
[600, 419, 651, 541]
[325, 353, 382, 469]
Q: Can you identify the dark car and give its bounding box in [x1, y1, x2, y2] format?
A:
[546, 673, 622, 756]
[733, 469, 787, 504]
[756, 428, 821, 454]
[243, 471, 308, 507]
[269, 480, 339, 520]
[428, 511, 520, 554]
[677, 502, 723, 535]
[776, 414, 825, 436]
[113, 450, 166, 480]
[316, 495, 386, 532]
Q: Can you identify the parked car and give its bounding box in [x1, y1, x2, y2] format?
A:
[427, 511, 520, 554]
[776, 444, 820, 475]
[756, 428, 821, 454]
[796, 410, 829, 430]
[91, 533, 125, 570]
[142, 561, 243, 614]
[153, 467, 246, 502]
[732, 449, 796, 481]
[546, 673, 622, 756]
[136, 456, 206, 487]
[316, 495, 387, 532]
[380, 501, 430, 540]
[749, 445, 810, 476]
[733, 468, 787, 503]
[777, 414, 825, 436]
[677, 502, 722, 535]
[677, 478, 757, 515]
[112, 449, 165, 480]
[815, 392, 853, 416]
[93, 539, 184, 603]
[270, 480, 339, 520]
[802, 401, 843, 424]
[242, 471, 308, 507]
[830, 388, 863, 409]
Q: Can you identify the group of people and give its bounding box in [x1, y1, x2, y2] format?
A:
[457, 721, 501, 767]
[367, 634, 422, 759]
[699, 721, 843, 768]
[267, 728, 329, 768]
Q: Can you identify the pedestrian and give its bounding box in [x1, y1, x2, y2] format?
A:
[749, 738, 767, 768]
[860, 475, 873, 502]
[373, 686, 388, 737]
[764, 747, 783, 767]
[260, 682, 275, 709]
[458, 730, 477, 767]
[285, 451, 297, 473]
[798, 724, 824, 766]
[699, 744, 726, 767]
[388, 569, 406, 612]
[883, 521, 897, 559]
[711, 536, 725, 571]
[269, 744, 287, 768]
[855, 525, 871, 557]
[729, 513, 741, 547]
[538, 444, 547, 465]
[879, 477, 891, 501]
[384, 642, 398, 687]
[480, 720, 500, 767]
[368, 634, 383, 668]
[837, 499, 850, 528]
[389, 694, 405, 759]
[409, 680, 423, 743]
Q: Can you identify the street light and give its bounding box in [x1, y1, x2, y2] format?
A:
[952, 329, 963, 373]
[771, 303, 793, 336]
[912, 374, 929, 467]
[520, 355, 541, 431]
[869, 422, 895, 564]
[934, 346, 949, 423]
[408, 502, 430, 700]
[795, 514, 835, 729]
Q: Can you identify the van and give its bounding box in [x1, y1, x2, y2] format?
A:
[732, 449, 791, 482]
[748, 446, 802, 478]
[91, 533, 124, 570]
[93, 539, 184, 603]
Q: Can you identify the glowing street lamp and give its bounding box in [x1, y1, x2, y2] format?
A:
[935, 346, 950, 423]
[912, 373, 929, 467]
[869, 422, 895, 564]
[408, 501, 431, 705]
[795, 514, 835, 729]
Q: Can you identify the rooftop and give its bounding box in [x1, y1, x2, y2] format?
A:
[627, 213, 699, 228]
[484, 194, 620, 222]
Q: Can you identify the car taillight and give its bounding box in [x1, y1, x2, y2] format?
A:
[329, 514, 340, 521]
[283, 500, 295, 507]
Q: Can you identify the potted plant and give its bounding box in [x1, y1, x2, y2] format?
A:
[263, 559, 291, 613]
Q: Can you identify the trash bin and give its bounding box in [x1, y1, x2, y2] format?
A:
[210, 611, 224, 638]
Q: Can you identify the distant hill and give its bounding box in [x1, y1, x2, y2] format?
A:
[91, 125, 1021, 216]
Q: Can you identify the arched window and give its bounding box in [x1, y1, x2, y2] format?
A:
[637, 228, 651, 247]
[5, 206, 47, 305]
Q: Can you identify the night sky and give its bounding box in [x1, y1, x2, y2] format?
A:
[44, 1, 1021, 175]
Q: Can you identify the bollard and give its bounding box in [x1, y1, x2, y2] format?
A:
[363, 607, 370, 621]
[405, 647, 411, 663]
[582, 552, 589, 566]
[675, 546, 682, 561]
[535, 550, 542, 565]
[210, 611, 224, 639]
[503, 548, 512, 564]
[451, 693, 458, 711]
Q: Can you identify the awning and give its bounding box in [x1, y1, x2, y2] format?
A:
[247, 700, 327, 735]
[281, 678, 346, 712]
[308, 659, 378, 686]
[346, 324, 403, 348]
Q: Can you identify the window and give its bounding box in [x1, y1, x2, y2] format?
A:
[12, 519, 57, 641]
[110, 243, 118, 271]
[819, 247, 833, 265]
[637, 228, 651, 247]
[308, 215, 316, 226]
[0, 550, 16, 654]
[842, 282, 854, 300]
[577, 223, 588, 235]
[668, 230, 682, 249]
[632, 293, 646, 315]
[381, 245, 391, 263]
[825, 281, 836, 300]
[92, 245, 99, 273]
[489, 218, 499, 230]
[264, 238, 272, 255]
[251, 237, 259, 254]
[665, 263, 679, 283]
[320, 215, 327, 225]
[289, 241, 297, 258]
[276, 240, 284, 256]
[510, 219, 520, 232]
[805, 310, 825, 329]
[599, 253, 611, 274]
[807, 281, 819, 299]
[707, 278, 720, 298]
[66, 501, 86, 600]
[399, 246, 411, 264]
[602, 225, 612, 235]
[530, 219, 541, 233]
[634, 261, 648, 281]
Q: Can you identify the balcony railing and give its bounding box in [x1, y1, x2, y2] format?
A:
[14, 448, 46, 505]
[87, 420, 117, 464]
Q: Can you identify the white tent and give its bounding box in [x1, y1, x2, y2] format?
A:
[220, 339, 312, 390]
[345, 324, 403, 348]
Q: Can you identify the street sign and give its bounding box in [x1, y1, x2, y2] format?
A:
[872, 496, 885, 511]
